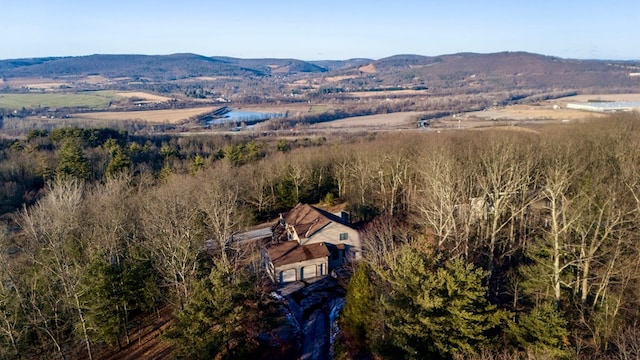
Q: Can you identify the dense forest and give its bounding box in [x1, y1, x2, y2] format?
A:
[2, 114, 640, 359]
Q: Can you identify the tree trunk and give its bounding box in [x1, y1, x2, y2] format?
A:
[74, 292, 92, 360]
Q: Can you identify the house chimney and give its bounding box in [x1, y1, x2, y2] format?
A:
[341, 211, 351, 224]
[287, 224, 300, 244]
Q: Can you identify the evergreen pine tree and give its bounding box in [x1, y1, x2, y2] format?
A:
[384, 247, 507, 359]
[341, 262, 373, 342]
[105, 148, 131, 179]
[190, 154, 206, 174]
[83, 255, 160, 348]
[167, 261, 259, 359]
[55, 138, 90, 181]
[507, 302, 569, 356]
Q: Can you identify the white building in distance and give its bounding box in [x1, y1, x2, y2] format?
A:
[567, 102, 640, 113]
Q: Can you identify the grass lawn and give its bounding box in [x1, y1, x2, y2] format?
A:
[0, 91, 120, 109]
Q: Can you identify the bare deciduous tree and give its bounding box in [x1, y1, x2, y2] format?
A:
[19, 180, 93, 360]
[198, 164, 246, 265]
[140, 175, 203, 309]
[473, 133, 538, 275]
[410, 147, 464, 254]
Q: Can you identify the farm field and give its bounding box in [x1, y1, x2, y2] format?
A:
[73, 106, 219, 124]
[455, 94, 640, 126]
[0, 91, 119, 109]
[307, 111, 422, 129]
[3, 75, 118, 89]
[3, 77, 74, 89]
[460, 104, 606, 123]
[324, 75, 359, 82]
[115, 92, 174, 102]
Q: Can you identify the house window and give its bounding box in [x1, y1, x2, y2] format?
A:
[339, 233, 348, 241]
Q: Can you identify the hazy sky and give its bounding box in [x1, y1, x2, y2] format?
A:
[2, 0, 639, 60]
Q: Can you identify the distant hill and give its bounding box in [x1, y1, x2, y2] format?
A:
[210, 57, 328, 74]
[0, 53, 265, 80]
[330, 52, 640, 92]
[1, 52, 639, 93]
[0, 54, 333, 81]
[369, 52, 611, 74]
[372, 54, 438, 68]
[308, 58, 373, 71]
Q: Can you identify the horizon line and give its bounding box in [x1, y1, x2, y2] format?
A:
[1, 50, 638, 63]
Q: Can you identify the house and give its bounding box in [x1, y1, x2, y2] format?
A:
[264, 203, 362, 284]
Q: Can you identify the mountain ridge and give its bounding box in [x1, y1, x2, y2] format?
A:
[1, 52, 639, 93]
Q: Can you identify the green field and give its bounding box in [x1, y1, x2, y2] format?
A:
[0, 91, 120, 109]
[309, 105, 328, 113]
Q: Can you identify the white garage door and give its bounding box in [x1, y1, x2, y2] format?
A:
[301, 265, 317, 280]
[280, 268, 297, 283]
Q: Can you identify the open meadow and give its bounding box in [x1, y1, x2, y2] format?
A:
[3, 87, 638, 135]
[306, 111, 422, 130]
[458, 104, 606, 123]
[0, 91, 119, 109]
[115, 92, 174, 102]
[448, 94, 640, 127]
[3, 77, 75, 89]
[72, 106, 219, 124]
[0, 90, 176, 111]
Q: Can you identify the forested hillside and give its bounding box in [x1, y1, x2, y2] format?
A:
[0, 54, 325, 80]
[1, 114, 640, 359]
[331, 52, 640, 94]
[1, 52, 638, 92]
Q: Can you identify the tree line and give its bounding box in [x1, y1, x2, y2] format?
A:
[338, 113, 640, 359]
[1, 114, 640, 358]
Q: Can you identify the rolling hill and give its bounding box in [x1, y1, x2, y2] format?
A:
[1, 52, 639, 94]
[327, 52, 640, 93]
[308, 58, 373, 71]
[210, 57, 328, 74]
[0, 54, 285, 80]
[0, 54, 343, 81]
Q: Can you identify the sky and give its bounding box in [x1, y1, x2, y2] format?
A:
[2, 0, 639, 61]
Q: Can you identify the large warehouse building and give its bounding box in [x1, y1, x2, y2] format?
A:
[567, 102, 640, 113]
